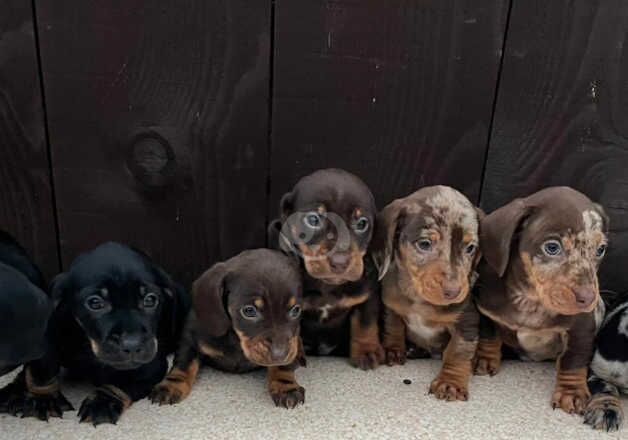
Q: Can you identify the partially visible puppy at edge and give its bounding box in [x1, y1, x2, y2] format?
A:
[0, 242, 190, 425]
[268, 168, 384, 370]
[372, 186, 482, 401]
[584, 291, 628, 432]
[473, 187, 608, 416]
[151, 249, 306, 409]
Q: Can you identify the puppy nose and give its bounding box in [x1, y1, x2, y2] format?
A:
[573, 286, 596, 307]
[329, 253, 351, 272]
[119, 334, 144, 355]
[443, 282, 461, 300]
[268, 340, 289, 362]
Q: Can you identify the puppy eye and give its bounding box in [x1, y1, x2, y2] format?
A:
[303, 212, 323, 230]
[240, 305, 259, 319]
[353, 217, 369, 234]
[288, 305, 302, 319]
[465, 243, 477, 255]
[542, 240, 562, 257]
[596, 244, 607, 258]
[416, 239, 432, 252]
[85, 295, 106, 312]
[143, 293, 159, 309]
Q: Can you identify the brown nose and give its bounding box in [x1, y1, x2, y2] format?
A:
[329, 253, 351, 273]
[443, 282, 462, 300]
[573, 286, 597, 307]
[268, 338, 290, 363]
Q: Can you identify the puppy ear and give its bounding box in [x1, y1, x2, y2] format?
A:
[481, 198, 531, 278]
[280, 191, 294, 220]
[49, 272, 70, 307]
[371, 200, 405, 281]
[192, 262, 231, 338]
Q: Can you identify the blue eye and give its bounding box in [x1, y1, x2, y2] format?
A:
[596, 244, 607, 258]
[288, 305, 301, 319]
[416, 239, 432, 252]
[543, 240, 562, 257]
[465, 243, 477, 255]
[303, 213, 322, 230]
[240, 305, 259, 319]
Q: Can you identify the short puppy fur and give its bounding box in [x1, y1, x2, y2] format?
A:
[372, 186, 482, 401]
[269, 168, 384, 369]
[584, 291, 627, 432]
[474, 187, 608, 415]
[151, 249, 306, 409]
[1, 242, 189, 425]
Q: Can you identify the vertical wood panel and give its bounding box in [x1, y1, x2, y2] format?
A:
[0, 0, 58, 277]
[36, 1, 271, 284]
[481, 0, 628, 291]
[270, 0, 509, 210]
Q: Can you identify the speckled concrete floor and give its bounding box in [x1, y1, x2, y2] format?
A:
[0, 358, 625, 440]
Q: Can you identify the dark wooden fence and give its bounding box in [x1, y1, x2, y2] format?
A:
[1, 0, 627, 292]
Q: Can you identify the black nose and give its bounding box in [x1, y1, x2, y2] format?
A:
[119, 334, 144, 355]
[329, 253, 351, 273]
[573, 286, 596, 307]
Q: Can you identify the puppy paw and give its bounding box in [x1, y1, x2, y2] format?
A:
[429, 375, 469, 401]
[0, 377, 73, 421]
[78, 388, 128, 426]
[150, 379, 191, 406]
[583, 395, 623, 431]
[350, 343, 385, 370]
[551, 386, 589, 415]
[270, 386, 305, 409]
[384, 345, 406, 366]
[473, 355, 501, 376]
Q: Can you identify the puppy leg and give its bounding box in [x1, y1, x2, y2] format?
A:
[349, 292, 384, 370]
[267, 361, 304, 409]
[473, 314, 502, 376]
[583, 374, 623, 431]
[150, 340, 200, 405]
[382, 307, 406, 366]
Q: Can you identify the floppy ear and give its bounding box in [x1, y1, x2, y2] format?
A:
[192, 262, 231, 339]
[280, 191, 294, 220]
[371, 199, 405, 281]
[593, 203, 610, 233]
[267, 218, 295, 256]
[49, 272, 70, 307]
[481, 198, 531, 278]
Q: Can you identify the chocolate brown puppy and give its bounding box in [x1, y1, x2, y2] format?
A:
[474, 187, 608, 415]
[269, 168, 384, 369]
[372, 186, 482, 401]
[151, 249, 305, 408]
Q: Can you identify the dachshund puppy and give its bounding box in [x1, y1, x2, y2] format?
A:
[268, 168, 384, 369]
[0, 231, 53, 376]
[372, 186, 482, 401]
[474, 187, 608, 415]
[150, 249, 305, 408]
[584, 292, 627, 432]
[0, 242, 189, 425]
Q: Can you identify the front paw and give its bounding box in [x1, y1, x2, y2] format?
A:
[551, 386, 589, 415]
[384, 345, 406, 366]
[583, 395, 623, 431]
[429, 375, 469, 401]
[150, 379, 191, 406]
[78, 389, 127, 426]
[270, 386, 305, 409]
[473, 354, 501, 376]
[350, 343, 385, 370]
[0, 376, 73, 421]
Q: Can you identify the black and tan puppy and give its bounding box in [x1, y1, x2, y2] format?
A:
[151, 249, 305, 408]
[268, 168, 384, 369]
[372, 186, 482, 401]
[0, 242, 189, 425]
[474, 187, 608, 415]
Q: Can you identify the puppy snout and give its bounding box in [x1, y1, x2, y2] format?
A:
[329, 252, 351, 273]
[119, 334, 145, 355]
[573, 286, 596, 307]
[443, 282, 462, 300]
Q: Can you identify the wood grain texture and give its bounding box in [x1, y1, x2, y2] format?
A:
[481, 0, 628, 292]
[270, 0, 509, 211]
[36, 1, 271, 284]
[0, 0, 58, 277]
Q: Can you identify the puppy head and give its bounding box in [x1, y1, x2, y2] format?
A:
[193, 249, 303, 367]
[271, 168, 376, 285]
[51, 242, 185, 370]
[481, 187, 609, 315]
[372, 186, 481, 306]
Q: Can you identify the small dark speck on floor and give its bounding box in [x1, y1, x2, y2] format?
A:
[403, 379, 412, 385]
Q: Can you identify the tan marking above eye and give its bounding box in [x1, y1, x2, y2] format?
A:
[317, 205, 326, 214]
[288, 296, 297, 307]
[354, 208, 363, 217]
[428, 231, 440, 242]
[462, 232, 475, 243]
[254, 298, 264, 309]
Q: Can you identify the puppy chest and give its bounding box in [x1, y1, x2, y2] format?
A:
[515, 329, 564, 361]
[404, 313, 448, 353]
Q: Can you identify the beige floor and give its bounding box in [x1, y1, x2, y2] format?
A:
[0, 358, 625, 440]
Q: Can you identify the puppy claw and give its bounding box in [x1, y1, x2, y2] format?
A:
[149, 381, 189, 406]
[473, 356, 500, 377]
[78, 391, 124, 426]
[0, 377, 73, 421]
[429, 376, 469, 402]
[270, 386, 305, 409]
[583, 396, 623, 432]
[350, 344, 385, 370]
[551, 387, 589, 415]
[384, 347, 406, 366]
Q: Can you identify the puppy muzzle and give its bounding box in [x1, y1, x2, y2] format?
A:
[92, 335, 158, 370]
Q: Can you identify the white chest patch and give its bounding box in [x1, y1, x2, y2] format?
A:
[318, 304, 334, 321]
[405, 314, 445, 349]
[591, 352, 628, 393]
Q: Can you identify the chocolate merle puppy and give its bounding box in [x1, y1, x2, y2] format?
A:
[474, 187, 608, 415]
[0, 242, 189, 425]
[150, 249, 305, 408]
[269, 168, 384, 369]
[0, 231, 53, 377]
[584, 291, 628, 432]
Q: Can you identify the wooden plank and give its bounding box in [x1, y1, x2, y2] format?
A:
[36, 1, 271, 284]
[0, 0, 58, 277]
[270, 0, 509, 210]
[481, 0, 628, 292]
